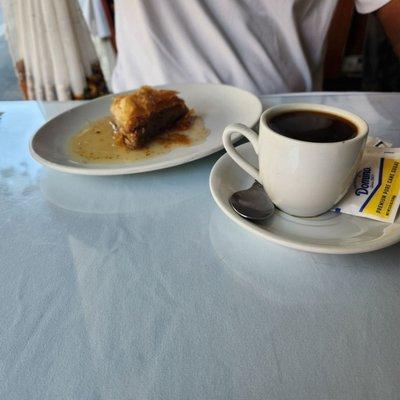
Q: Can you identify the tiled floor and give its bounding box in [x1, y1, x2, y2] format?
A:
[0, 8, 23, 101]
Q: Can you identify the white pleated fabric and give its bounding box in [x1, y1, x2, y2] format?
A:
[1, 0, 106, 100]
[78, 0, 116, 90]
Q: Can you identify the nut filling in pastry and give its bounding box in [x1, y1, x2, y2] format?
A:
[111, 86, 194, 149]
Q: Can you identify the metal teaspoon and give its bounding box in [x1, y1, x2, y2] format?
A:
[229, 181, 275, 221]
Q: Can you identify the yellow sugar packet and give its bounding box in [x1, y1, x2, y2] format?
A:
[334, 147, 400, 223]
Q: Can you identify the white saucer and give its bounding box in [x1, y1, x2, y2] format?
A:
[209, 142, 400, 254]
[30, 83, 262, 175]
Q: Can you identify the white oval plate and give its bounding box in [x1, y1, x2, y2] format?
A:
[30, 83, 262, 175]
[209, 142, 400, 254]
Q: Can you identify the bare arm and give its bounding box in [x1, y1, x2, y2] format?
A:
[376, 0, 400, 58]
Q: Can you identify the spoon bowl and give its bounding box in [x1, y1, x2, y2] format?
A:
[229, 181, 275, 221]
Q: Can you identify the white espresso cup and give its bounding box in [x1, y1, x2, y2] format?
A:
[223, 103, 368, 217]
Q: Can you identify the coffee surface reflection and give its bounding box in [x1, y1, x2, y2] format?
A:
[268, 110, 357, 143]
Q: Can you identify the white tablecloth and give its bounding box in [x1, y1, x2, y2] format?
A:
[1, 92, 400, 399]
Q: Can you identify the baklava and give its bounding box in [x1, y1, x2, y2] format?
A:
[110, 86, 190, 149]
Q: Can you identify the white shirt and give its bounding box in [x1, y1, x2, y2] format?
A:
[112, 0, 390, 95]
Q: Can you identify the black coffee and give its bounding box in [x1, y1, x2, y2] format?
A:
[267, 110, 357, 143]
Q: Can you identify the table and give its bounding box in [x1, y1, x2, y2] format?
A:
[1, 93, 400, 400]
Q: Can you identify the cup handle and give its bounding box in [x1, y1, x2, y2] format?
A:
[222, 123, 262, 184]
